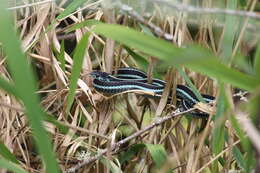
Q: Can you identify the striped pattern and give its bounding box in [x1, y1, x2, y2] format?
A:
[90, 67, 215, 117]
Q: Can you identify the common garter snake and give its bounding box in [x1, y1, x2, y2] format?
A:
[90, 67, 215, 117]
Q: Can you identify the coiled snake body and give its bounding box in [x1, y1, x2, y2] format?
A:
[90, 67, 215, 117]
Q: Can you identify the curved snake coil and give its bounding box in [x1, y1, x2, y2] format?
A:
[90, 67, 215, 117]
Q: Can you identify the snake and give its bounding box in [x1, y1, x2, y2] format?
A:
[90, 67, 215, 117]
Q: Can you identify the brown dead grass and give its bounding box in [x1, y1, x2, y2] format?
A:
[0, 0, 259, 173]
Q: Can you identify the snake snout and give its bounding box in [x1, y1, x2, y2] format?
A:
[90, 71, 110, 81]
[90, 71, 100, 78]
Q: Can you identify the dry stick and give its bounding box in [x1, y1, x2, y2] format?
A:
[117, 3, 174, 42]
[7, 0, 54, 10]
[115, 2, 259, 44]
[191, 114, 213, 172]
[159, 116, 181, 144]
[195, 139, 241, 173]
[61, 122, 109, 140]
[65, 108, 196, 173]
[103, 6, 116, 73]
[153, 0, 260, 20]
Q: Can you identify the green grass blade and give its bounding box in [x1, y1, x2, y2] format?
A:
[219, 0, 237, 63]
[88, 23, 258, 91]
[101, 158, 122, 173]
[0, 4, 60, 173]
[138, 24, 155, 36]
[254, 42, 260, 78]
[0, 77, 17, 97]
[229, 113, 250, 150]
[123, 46, 149, 70]
[92, 24, 183, 62]
[46, 0, 90, 38]
[52, 41, 65, 72]
[232, 146, 247, 171]
[211, 84, 227, 173]
[233, 53, 255, 75]
[183, 55, 258, 91]
[0, 141, 19, 164]
[176, 67, 204, 102]
[119, 144, 145, 164]
[56, 0, 89, 20]
[245, 148, 255, 172]
[0, 158, 28, 173]
[58, 40, 66, 72]
[44, 114, 69, 134]
[145, 144, 167, 168]
[66, 32, 90, 112]
[238, 0, 247, 7]
[66, 19, 102, 33]
[212, 85, 226, 155]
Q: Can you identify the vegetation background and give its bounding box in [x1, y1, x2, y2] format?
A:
[0, 0, 260, 172]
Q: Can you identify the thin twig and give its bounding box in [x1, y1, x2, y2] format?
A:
[65, 108, 196, 173]
[117, 3, 174, 42]
[195, 139, 240, 173]
[61, 122, 110, 140]
[153, 0, 260, 20]
[7, 0, 54, 10]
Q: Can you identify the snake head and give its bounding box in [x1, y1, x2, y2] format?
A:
[90, 71, 110, 82]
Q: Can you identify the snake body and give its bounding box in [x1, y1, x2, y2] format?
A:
[90, 67, 215, 117]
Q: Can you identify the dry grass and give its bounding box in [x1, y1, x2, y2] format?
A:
[0, 0, 260, 173]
